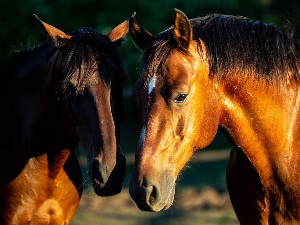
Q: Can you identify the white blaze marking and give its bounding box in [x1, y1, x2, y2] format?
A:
[148, 74, 156, 94]
[139, 125, 147, 148]
[139, 74, 155, 149]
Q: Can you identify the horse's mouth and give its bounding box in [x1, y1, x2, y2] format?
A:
[92, 180, 123, 196]
[89, 154, 126, 196]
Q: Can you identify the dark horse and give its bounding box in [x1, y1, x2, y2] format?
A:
[128, 9, 300, 224]
[0, 14, 133, 224]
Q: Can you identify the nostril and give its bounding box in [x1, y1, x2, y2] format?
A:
[144, 184, 160, 206]
[148, 186, 157, 205]
[91, 159, 106, 184]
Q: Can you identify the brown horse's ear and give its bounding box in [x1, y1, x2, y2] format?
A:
[173, 8, 192, 51]
[129, 16, 154, 51]
[34, 14, 71, 48]
[108, 13, 136, 45]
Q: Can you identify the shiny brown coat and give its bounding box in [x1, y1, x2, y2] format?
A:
[128, 9, 300, 224]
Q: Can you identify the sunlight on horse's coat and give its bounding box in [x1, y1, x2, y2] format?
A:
[37, 199, 62, 223]
[128, 8, 300, 224]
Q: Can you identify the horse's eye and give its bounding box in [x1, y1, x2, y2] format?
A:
[175, 94, 188, 103]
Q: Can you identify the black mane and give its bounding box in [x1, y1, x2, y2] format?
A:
[1, 28, 126, 95]
[61, 27, 126, 95]
[143, 14, 300, 84]
[0, 44, 53, 94]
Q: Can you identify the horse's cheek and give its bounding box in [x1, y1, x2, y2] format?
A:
[194, 89, 219, 150]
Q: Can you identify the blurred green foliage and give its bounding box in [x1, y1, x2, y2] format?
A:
[1, 0, 299, 85]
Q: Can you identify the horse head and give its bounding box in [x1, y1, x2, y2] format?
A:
[128, 9, 220, 211]
[35, 14, 133, 196]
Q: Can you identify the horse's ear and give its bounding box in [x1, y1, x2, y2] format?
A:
[173, 8, 192, 51]
[129, 16, 154, 51]
[34, 14, 71, 48]
[108, 13, 136, 46]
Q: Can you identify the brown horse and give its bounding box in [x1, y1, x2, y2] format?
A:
[128, 9, 300, 224]
[0, 14, 133, 224]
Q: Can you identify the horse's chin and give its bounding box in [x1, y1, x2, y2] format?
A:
[163, 187, 175, 210]
[92, 181, 123, 196]
[90, 171, 125, 196]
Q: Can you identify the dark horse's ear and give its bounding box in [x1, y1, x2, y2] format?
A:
[129, 15, 154, 51]
[173, 9, 192, 51]
[108, 12, 136, 46]
[34, 14, 71, 48]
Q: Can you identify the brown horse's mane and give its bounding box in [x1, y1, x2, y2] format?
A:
[142, 14, 300, 85]
[1, 28, 127, 95]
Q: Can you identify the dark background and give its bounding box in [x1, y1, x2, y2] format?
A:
[1, 0, 300, 82]
[2, 0, 298, 153]
[1, 1, 300, 224]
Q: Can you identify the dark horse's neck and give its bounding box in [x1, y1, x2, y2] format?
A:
[0, 44, 78, 184]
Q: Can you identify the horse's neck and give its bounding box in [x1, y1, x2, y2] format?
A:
[22, 48, 62, 147]
[1, 45, 76, 178]
[218, 79, 300, 183]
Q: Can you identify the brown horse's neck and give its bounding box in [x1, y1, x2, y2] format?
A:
[218, 78, 300, 176]
[218, 77, 300, 218]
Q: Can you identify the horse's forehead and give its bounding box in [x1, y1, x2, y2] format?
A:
[164, 51, 195, 85]
[138, 41, 202, 95]
[138, 54, 189, 94]
[167, 41, 208, 86]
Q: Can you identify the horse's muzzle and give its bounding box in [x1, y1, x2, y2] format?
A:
[129, 174, 175, 212]
[89, 154, 126, 196]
